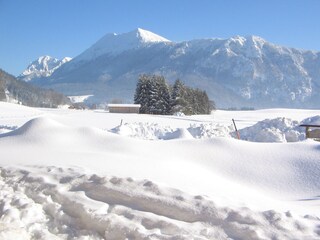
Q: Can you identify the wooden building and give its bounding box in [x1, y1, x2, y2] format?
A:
[107, 104, 141, 114]
[299, 124, 320, 140]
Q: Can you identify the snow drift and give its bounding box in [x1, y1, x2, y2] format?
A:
[1, 103, 320, 239]
[110, 117, 315, 143]
[238, 117, 305, 142]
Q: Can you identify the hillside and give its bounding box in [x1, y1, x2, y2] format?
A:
[0, 69, 71, 107]
[23, 29, 320, 108]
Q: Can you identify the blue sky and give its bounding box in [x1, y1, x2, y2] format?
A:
[1, 0, 319, 76]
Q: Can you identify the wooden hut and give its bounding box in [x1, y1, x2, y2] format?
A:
[107, 104, 141, 114]
[299, 124, 320, 140]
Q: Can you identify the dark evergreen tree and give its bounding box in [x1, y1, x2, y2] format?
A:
[0, 79, 6, 101]
[134, 74, 215, 115]
[150, 75, 171, 115]
[171, 79, 192, 114]
[134, 74, 152, 113]
[171, 81, 215, 115]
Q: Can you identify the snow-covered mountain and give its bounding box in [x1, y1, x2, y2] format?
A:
[75, 28, 170, 62]
[19, 56, 71, 82]
[24, 28, 320, 108]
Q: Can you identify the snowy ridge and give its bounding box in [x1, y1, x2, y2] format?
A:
[75, 28, 171, 61]
[135, 28, 171, 43]
[19, 55, 72, 81]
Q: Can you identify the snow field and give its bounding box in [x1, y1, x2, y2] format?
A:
[1, 166, 319, 240]
[1, 102, 320, 239]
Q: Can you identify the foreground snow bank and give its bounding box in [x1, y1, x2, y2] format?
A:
[1, 105, 320, 239]
[239, 117, 305, 142]
[1, 166, 319, 240]
[111, 122, 232, 140]
[110, 116, 320, 143]
[2, 117, 320, 200]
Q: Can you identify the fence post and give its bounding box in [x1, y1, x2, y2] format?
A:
[232, 119, 240, 140]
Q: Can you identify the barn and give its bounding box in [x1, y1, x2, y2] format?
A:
[107, 104, 141, 113]
[299, 124, 320, 140]
[299, 116, 320, 140]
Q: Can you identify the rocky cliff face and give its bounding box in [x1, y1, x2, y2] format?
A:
[19, 56, 71, 82]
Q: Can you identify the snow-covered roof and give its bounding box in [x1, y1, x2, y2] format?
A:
[107, 104, 141, 108]
[299, 115, 320, 126]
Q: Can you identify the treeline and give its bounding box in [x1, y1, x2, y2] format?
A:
[0, 69, 71, 107]
[134, 74, 215, 115]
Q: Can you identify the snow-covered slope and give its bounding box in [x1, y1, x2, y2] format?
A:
[18, 55, 72, 81]
[0, 103, 320, 239]
[0, 69, 71, 107]
[75, 28, 170, 61]
[24, 29, 320, 108]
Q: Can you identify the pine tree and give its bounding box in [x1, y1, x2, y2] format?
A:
[147, 75, 170, 115]
[171, 79, 187, 114]
[0, 79, 6, 101]
[134, 74, 214, 115]
[155, 75, 171, 115]
[134, 74, 152, 113]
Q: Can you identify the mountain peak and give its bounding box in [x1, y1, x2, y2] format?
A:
[38, 55, 55, 62]
[18, 56, 72, 81]
[133, 28, 170, 43]
[246, 35, 267, 44]
[75, 28, 171, 62]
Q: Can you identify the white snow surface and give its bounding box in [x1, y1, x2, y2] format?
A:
[1, 102, 320, 239]
[301, 115, 320, 125]
[238, 117, 305, 143]
[111, 122, 232, 140]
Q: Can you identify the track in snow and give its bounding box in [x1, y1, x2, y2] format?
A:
[1, 166, 319, 240]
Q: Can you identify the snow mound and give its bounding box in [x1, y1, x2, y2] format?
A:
[111, 122, 232, 140]
[3, 117, 117, 149]
[164, 128, 194, 140]
[4, 117, 64, 137]
[1, 166, 319, 240]
[239, 117, 305, 142]
[188, 123, 233, 139]
[110, 122, 177, 140]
